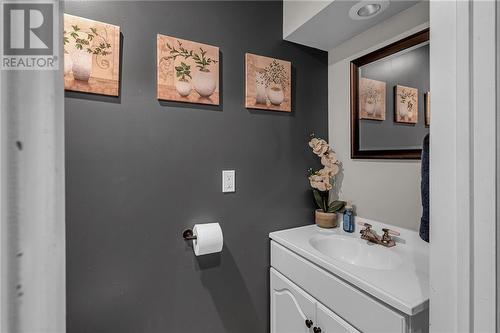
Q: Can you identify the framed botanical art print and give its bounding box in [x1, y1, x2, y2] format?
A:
[245, 53, 291, 112]
[157, 34, 219, 105]
[63, 14, 121, 96]
[394, 85, 418, 124]
[359, 78, 386, 120]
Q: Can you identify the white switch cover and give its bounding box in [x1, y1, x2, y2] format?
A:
[222, 170, 235, 193]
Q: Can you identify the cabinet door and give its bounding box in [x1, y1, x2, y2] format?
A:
[316, 302, 359, 333]
[271, 268, 316, 333]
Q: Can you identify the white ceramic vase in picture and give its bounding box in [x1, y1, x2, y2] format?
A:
[175, 80, 192, 97]
[399, 103, 409, 119]
[72, 50, 92, 81]
[365, 101, 375, 115]
[267, 85, 284, 106]
[255, 71, 267, 104]
[64, 54, 73, 75]
[193, 70, 216, 97]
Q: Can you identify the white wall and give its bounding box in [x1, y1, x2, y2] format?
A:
[429, 1, 497, 331]
[328, 2, 429, 230]
[0, 2, 65, 332]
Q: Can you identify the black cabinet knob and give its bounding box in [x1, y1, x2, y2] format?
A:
[305, 319, 313, 328]
[313, 327, 322, 333]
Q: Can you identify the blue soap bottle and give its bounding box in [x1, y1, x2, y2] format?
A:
[343, 202, 355, 233]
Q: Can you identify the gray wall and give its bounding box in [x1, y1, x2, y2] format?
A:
[64, 2, 327, 333]
[359, 44, 430, 150]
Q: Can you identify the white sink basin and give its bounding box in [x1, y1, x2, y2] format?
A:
[269, 220, 429, 315]
[309, 235, 403, 270]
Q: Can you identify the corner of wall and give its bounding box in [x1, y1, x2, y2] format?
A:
[329, 1, 429, 65]
[283, 0, 333, 39]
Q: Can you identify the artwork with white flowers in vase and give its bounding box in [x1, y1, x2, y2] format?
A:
[359, 77, 386, 120]
[157, 34, 219, 105]
[308, 135, 345, 228]
[245, 53, 291, 112]
[63, 14, 120, 96]
[395, 85, 418, 124]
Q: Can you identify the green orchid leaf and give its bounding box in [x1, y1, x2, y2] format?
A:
[313, 190, 324, 211]
[327, 200, 345, 213]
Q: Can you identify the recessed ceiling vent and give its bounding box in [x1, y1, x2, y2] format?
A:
[349, 0, 390, 20]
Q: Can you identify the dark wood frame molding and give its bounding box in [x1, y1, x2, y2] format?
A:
[350, 28, 430, 160]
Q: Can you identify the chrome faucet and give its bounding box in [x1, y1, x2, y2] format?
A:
[357, 222, 400, 248]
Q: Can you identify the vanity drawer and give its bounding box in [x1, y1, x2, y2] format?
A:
[271, 241, 406, 333]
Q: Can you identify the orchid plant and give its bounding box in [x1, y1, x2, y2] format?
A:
[308, 134, 345, 213]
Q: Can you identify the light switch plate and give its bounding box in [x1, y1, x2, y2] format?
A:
[222, 170, 235, 193]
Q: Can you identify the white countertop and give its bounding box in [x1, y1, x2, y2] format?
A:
[269, 218, 429, 315]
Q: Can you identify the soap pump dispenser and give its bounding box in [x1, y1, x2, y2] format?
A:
[343, 201, 355, 233]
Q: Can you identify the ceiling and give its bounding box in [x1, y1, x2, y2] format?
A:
[284, 0, 423, 51]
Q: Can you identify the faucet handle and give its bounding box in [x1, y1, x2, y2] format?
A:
[380, 228, 399, 247]
[382, 228, 400, 236]
[357, 221, 372, 237]
[357, 221, 372, 229]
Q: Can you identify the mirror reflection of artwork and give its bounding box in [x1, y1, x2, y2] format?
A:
[63, 14, 120, 96]
[245, 53, 291, 112]
[350, 29, 429, 159]
[395, 85, 418, 124]
[359, 78, 386, 120]
[425, 92, 430, 126]
[157, 34, 219, 105]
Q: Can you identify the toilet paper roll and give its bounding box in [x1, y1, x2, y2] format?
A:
[193, 223, 223, 256]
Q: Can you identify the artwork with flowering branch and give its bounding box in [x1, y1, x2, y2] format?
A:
[63, 14, 120, 96]
[308, 135, 345, 213]
[245, 53, 291, 112]
[395, 85, 418, 124]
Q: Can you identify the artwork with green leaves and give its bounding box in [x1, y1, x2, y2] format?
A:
[63, 14, 120, 96]
[157, 34, 219, 105]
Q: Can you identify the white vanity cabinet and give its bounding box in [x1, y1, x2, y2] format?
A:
[271, 268, 358, 333]
[269, 226, 429, 333]
[316, 302, 359, 333]
[270, 268, 316, 333]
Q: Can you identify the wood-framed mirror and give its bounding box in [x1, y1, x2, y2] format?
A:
[350, 28, 429, 159]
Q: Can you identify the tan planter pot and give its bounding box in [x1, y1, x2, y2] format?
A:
[315, 209, 338, 228]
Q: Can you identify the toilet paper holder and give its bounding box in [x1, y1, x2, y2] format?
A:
[182, 228, 197, 241]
